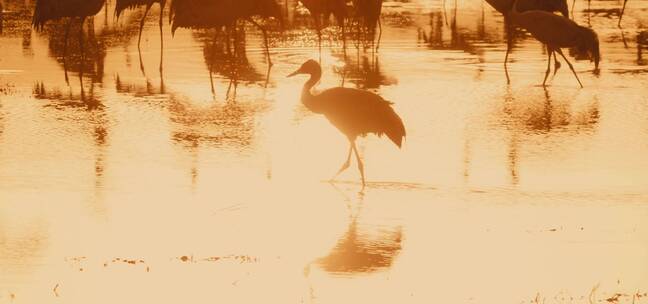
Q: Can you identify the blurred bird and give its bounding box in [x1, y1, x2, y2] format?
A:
[351, 0, 383, 49]
[484, 0, 569, 83]
[33, 0, 106, 82]
[299, 0, 347, 51]
[171, 0, 281, 67]
[510, 0, 600, 87]
[115, 0, 167, 73]
[287, 59, 405, 188]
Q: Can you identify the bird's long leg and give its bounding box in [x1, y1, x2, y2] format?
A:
[159, 0, 165, 74]
[209, 30, 220, 96]
[138, 3, 153, 75]
[572, 0, 576, 16]
[63, 18, 73, 85]
[79, 17, 86, 99]
[504, 15, 512, 84]
[543, 46, 553, 86]
[331, 144, 353, 181]
[351, 141, 365, 188]
[556, 48, 584, 88]
[376, 19, 382, 52]
[552, 50, 561, 76]
[618, 0, 628, 27]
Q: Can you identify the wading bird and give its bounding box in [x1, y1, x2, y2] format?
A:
[483, 0, 569, 82]
[33, 0, 106, 82]
[115, 0, 167, 73]
[287, 59, 405, 188]
[298, 0, 348, 51]
[510, 0, 600, 87]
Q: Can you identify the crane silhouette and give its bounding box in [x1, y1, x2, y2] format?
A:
[298, 0, 347, 51]
[287, 59, 405, 188]
[510, 0, 600, 87]
[171, 0, 281, 92]
[483, 0, 569, 83]
[115, 0, 166, 73]
[33, 0, 106, 83]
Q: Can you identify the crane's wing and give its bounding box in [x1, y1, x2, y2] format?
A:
[316, 87, 406, 147]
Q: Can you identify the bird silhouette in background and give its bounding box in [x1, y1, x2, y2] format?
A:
[351, 0, 383, 50]
[298, 0, 348, 52]
[33, 0, 106, 83]
[288, 59, 405, 189]
[171, 0, 282, 92]
[115, 0, 167, 74]
[510, 0, 600, 87]
[483, 0, 569, 83]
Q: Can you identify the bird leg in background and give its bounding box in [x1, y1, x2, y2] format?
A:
[63, 18, 73, 85]
[138, 3, 154, 75]
[159, 1, 165, 74]
[79, 17, 86, 68]
[556, 48, 584, 88]
[209, 30, 220, 96]
[332, 144, 354, 181]
[618, 0, 628, 27]
[543, 46, 553, 86]
[352, 141, 366, 187]
[376, 19, 382, 52]
[504, 16, 512, 84]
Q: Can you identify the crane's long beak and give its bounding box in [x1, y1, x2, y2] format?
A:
[286, 70, 300, 78]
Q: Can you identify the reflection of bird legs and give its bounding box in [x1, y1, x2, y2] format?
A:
[556, 48, 583, 88]
[138, 3, 154, 75]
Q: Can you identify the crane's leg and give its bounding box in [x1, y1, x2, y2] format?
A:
[352, 141, 366, 188]
[139, 3, 153, 74]
[376, 19, 382, 52]
[209, 30, 220, 96]
[543, 46, 552, 86]
[553, 50, 561, 76]
[618, 0, 628, 27]
[159, 0, 165, 74]
[331, 144, 353, 181]
[63, 18, 73, 84]
[572, 0, 576, 16]
[504, 15, 512, 84]
[556, 48, 584, 88]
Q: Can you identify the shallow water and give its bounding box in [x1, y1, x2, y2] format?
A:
[1, 0, 648, 303]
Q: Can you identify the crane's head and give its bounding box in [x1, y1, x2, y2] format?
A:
[287, 60, 322, 77]
[575, 26, 601, 71]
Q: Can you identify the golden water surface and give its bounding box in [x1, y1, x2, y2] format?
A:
[1, 0, 648, 303]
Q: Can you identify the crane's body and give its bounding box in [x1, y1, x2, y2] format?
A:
[288, 60, 405, 187]
[33, 0, 105, 29]
[510, 0, 600, 87]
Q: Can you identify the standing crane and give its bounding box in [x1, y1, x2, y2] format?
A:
[510, 0, 600, 87]
[287, 59, 406, 188]
[33, 0, 106, 82]
[115, 0, 167, 73]
[483, 0, 569, 83]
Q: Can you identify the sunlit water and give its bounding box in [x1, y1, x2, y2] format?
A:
[1, 0, 648, 303]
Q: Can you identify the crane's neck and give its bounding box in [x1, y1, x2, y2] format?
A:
[301, 69, 322, 111]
